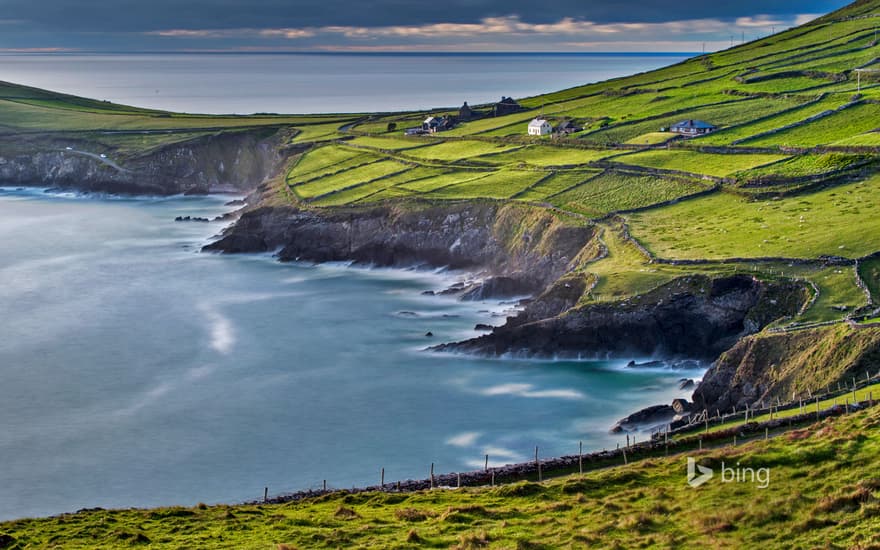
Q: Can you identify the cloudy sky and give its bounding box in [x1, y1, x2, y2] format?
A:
[0, 0, 851, 53]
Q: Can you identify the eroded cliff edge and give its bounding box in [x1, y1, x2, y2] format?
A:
[0, 128, 291, 195]
[205, 200, 597, 295]
[434, 274, 810, 360]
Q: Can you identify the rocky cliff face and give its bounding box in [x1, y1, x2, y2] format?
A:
[433, 275, 809, 360]
[692, 323, 880, 414]
[0, 129, 289, 195]
[205, 201, 596, 294]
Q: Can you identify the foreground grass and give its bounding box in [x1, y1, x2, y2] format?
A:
[3, 407, 879, 549]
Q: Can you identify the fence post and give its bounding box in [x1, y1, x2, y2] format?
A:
[381, 468, 385, 488]
[622, 446, 628, 465]
[535, 446, 542, 482]
[578, 441, 583, 475]
[323, 480, 327, 492]
[264, 487, 268, 503]
[457, 473, 461, 489]
[430, 463, 434, 489]
[485, 454, 489, 472]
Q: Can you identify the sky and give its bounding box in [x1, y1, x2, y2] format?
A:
[0, 0, 852, 53]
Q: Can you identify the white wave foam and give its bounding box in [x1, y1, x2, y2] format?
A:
[198, 303, 235, 355]
[446, 431, 481, 447]
[480, 383, 584, 400]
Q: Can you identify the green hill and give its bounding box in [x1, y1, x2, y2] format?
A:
[2, 0, 880, 542]
[2, 406, 879, 548]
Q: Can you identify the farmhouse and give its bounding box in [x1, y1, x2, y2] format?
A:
[495, 96, 522, 116]
[668, 119, 717, 136]
[528, 118, 553, 136]
[458, 101, 474, 121]
[422, 115, 455, 133]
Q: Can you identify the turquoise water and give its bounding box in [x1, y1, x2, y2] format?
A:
[0, 190, 701, 520]
[0, 52, 689, 114]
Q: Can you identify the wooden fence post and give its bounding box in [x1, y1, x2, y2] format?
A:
[578, 441, 583, 475]
[430, 463, 434, 489]
[535, 447, 542, 482]
[381, 468, 385, 488]
[264, 487, 268, 503]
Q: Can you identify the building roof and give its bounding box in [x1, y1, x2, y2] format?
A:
[424, 116, 439, 124]
[671, 119, 716, 130]
[528, 118, 551, 128]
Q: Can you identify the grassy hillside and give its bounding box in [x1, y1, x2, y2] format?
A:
[7, 0, 878, 325]
[246, 0, 880, 329]
[2, 406, 879, 549]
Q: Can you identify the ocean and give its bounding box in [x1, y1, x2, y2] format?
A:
[0, 52, 690, 114]
[0, 52, 702, 520]
[0, 189, 701, 519]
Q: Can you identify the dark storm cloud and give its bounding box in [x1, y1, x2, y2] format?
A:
[0, 0, 852, 51]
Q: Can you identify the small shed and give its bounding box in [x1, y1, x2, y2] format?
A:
[528, 118, 553, 136]
[669, 119, 716, 136]
[555, 120, 582, 135]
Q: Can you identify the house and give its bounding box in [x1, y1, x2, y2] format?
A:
[528, 118, 553, 136]
[423, 116, 442, 132]
[422, 115, 455, 133]
[555, 120, 583, 135]
[459, 101, 474, 121]
[494, 96, 522, 116]
[668, 119, 717, 136]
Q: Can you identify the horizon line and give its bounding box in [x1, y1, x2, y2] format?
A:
[0, 49, 701, 56]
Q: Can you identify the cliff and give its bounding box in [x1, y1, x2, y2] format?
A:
[433, 274, 810, 359]
[0, 128, 290, 195]
[205, 200, 597, 295]
[692, 323, 880, 413]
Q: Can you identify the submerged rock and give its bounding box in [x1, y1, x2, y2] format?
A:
[610, 404, 675, 433]
[671, 398, 692, 414]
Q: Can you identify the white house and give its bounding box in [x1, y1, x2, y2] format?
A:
[528, 118, 552, 136]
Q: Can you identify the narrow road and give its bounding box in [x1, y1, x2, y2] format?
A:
[60, 148, 131, 173]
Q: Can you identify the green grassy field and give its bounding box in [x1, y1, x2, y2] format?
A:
[741, 103, 880, 147]
[628, 174, 880, 260]
[292, 159, 408, 200]
[615, 150, 787, 177]
[3, 406, 879, 549]
[551, 172, 710, 218]
[733, 153, 870, 183]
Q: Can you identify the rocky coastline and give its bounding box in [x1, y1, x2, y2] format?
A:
[8, 132, 873, 426]
[0, 128, 291, 196]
